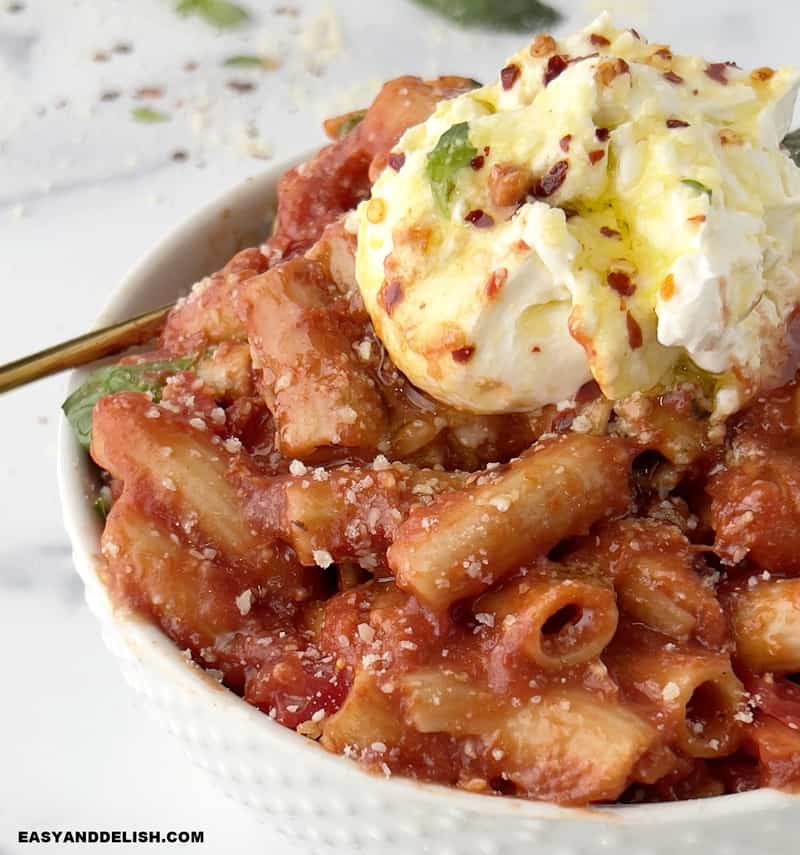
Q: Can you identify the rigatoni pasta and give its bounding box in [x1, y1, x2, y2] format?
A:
[726, 579, 800, 673]
[388, 434, 632, 609]
[475, 560, 618, 670]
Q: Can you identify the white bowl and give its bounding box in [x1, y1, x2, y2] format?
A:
[58, 159, 800, 855]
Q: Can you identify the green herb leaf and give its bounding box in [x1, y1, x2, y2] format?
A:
[781, 129, 800, 167]
[93, 495, 110, 521]
[411, 0, 559, 32]
[337, 110, 367, 138]
[176, 0, 250, 29]
[681, 179, 712, 199]
[62, 358, 193, 450]
[426, 122, 478, 214]
[223, 54, 264, 67]
[132, 106, 170, 123]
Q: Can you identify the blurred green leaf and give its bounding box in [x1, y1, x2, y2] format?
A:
[132, 106, 170, 123]
[176, 0, 250, 29]
[223, 54, 264, 67]
[93, 495, 110, 521]
[411, 0, 559, 32]
[336, 110, 367, 138]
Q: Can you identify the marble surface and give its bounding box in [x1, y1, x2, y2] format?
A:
[1, 0, 799, 852]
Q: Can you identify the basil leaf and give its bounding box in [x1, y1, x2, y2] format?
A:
[132, 107, 170, 123]
[426, 122, 478, 213]
[411, 0, 559, 32]
[681, 179, 712, 199]
[62, 358, 193, 450]
[782, 129, 800, 167]
[176, 0, 250, 29]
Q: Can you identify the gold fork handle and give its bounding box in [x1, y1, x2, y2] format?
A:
[0, 304, 174, 394]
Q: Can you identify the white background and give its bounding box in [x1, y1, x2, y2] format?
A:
[1, 0, 799, 852]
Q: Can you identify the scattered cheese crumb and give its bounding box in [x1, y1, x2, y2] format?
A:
[357, 623, 375, 643]
[289, 459, 308, 476]
[661, 681, 681, 702]
[235, 589, 253, 616]
[313, 549, 334, 568]
[372, 454, 391, 471]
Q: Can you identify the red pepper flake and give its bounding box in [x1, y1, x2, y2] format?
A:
[590, 33, 610, 47]
[379, 280, 404, 316]
[596, 58, 630, 87]
[531, 345, 542, 353]
[663, 71, 684, 85]
[465, 209, 495, 228]
[561, 207, 578, 219]
[184, 61, 198, 72]
[718, 128, 743, 145]
[687, 215, 706, 225]
[595, 127, 610, 141]
[600, 226, 621, 239]
[607, 270, 636, 297]
[516, 240, 531, 252]
[501, 64, 521, 90]
[470, 154, 485, 171]
[705, 63, 729, 84]
[530, 34, 557, 57]
[134, 86, 164, 100]
[388, 152, 406, 171]
[653, 48, 672, 61]
[92, 51, 110, 62]
[559, 134, 572, 152]
[100, 90, 120, 102]
[544, 55, 569, 86]
[451, 346, 476, 363]
[483, 146, 490, 156]
[666, 118, 690, 128]
[227, 80, 256, 93]
[751, 67, 775, 83]
[532, 159, 569, 198]
[588, 149, 605, 165]
[626, 311, 643, 349]
[629, 28, 641, 40]
[113, 41, 133, 54]
[660, 274, 675, 301]
[485, 268, 509, 299]
[172, 150, 189, 162]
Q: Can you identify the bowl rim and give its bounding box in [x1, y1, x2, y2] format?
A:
[56, 156, 798, 825]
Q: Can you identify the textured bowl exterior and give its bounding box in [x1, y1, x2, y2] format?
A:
[58, 162, 800, 854]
